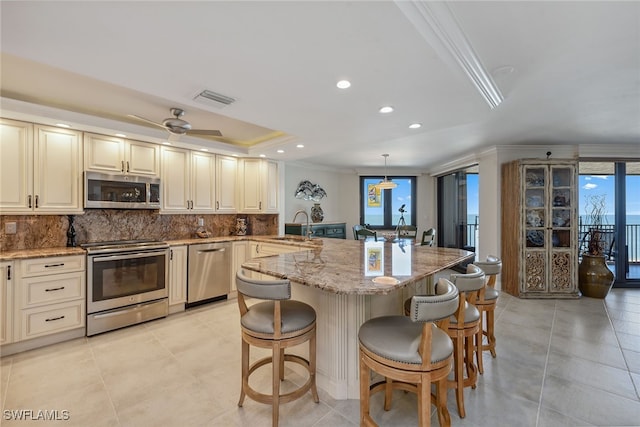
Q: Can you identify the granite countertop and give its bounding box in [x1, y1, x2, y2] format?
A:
[0, 247, 87, 260]
[240, 239, 474, 295]
[0, 235, 322, 261]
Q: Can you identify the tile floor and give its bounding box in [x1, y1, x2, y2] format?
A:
[2, 288, 640, 426]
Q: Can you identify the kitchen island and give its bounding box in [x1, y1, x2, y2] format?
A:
[241, 238, 474, 399]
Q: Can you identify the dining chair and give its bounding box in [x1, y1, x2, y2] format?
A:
[352, 224, 364, 240]
[355, 228, 378, 241]
[421, 228, 436, 246]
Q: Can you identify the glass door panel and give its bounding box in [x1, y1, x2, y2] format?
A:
[626, 162, 640, 280]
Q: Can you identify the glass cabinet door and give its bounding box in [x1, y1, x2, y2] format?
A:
[549, 165, 576, 293]
[523, 166, 547, 292]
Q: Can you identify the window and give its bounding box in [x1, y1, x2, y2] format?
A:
[360, 176, 416, 229]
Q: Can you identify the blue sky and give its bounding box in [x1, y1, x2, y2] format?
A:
[579, 174, 640, 217]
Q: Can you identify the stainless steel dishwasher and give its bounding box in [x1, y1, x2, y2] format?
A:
[187, 242, 231, 306]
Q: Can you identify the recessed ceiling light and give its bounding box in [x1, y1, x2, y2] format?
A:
[277, 149, 284, 153]
[259, 154, 266, 158]
[115, 133, 127, 138]
[336, 80, 351, 89]
[409, 123, 422, 129]
[379, 106, 394, 114]
[296, 144, 304, 148]
[56, 123, 71, 128]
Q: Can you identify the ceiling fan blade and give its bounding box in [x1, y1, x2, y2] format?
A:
[127, 114, 167, 129]
[187, 129, 223, 137]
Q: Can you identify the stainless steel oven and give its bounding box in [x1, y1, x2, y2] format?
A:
[83, 240, 169, 336]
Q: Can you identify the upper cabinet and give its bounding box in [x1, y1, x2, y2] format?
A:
[84, 133, 159, 177]
[238, 159, 278, 213]
[215, 155, 237, 213]
[0, 119, 83, 214]
[161, 148, 238, 214]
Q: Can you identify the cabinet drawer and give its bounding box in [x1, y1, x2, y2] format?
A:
[20, 255, 85, 277]
[20, 301, 85, 340]
[21, 272, 84, 308]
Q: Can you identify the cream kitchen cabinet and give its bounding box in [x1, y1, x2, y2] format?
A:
[14, 255, 86, 342]
[246, 241, 306, 280]
[238, 159, 279, 213]
[84, 133, 159, 177]
[0, 119, 83, 214]
[215, 155, 238, 213]
[168, 245, 188, 312]
[230, 241, 248, 296]
[1, 262, 13, 346]
[161, 146, 216, 213]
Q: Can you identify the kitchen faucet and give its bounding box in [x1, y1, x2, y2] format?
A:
[292, 209, 313, 240]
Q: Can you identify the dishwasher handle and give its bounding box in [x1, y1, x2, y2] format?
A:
[197, 248, 226, 254]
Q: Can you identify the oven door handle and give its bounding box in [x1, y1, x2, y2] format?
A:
[92, 250, 167, 263]
[92, 301, 160, 319]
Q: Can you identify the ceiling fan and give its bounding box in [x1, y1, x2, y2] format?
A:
[128, 108, 223, 138]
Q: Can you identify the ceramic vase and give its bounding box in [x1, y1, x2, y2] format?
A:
[311, 203, 324, 223]
[235, 218, 247, 236]
[578, 254, 614, 298]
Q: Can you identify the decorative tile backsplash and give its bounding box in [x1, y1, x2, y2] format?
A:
[0, 211, 278, 251]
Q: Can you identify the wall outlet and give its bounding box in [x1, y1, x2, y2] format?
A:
[5, 222, 17, 234]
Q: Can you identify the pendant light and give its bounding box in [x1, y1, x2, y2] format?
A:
[375, 154, 397, 190]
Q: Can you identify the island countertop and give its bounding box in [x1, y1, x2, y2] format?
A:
[241, 238, 474, 295]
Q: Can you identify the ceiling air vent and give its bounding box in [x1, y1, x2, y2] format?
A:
[194, 90, 236, 109]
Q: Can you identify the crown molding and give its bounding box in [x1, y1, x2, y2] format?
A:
[395, 0, 503, 109]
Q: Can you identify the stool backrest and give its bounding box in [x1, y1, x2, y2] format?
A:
[449, 264, 485, 293]
[236, 269, 291, 301]
[409, 278, 459, 323]
[475, 255, 502, 276]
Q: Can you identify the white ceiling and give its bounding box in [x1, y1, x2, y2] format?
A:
[1, 1, 639, 172]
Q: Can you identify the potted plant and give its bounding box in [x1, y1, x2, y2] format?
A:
[578, 194, 614, 298]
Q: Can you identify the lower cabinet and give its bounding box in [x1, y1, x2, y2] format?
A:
[231, 242, 248, 296]
[12, 255, 86, 346]
[1, 262, 13, 345]
[168, 245, 188, 312]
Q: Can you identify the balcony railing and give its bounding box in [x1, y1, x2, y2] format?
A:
[578, 223, 640, 263]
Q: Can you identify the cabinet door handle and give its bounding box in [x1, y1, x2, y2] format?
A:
[35, 195, 39, 208]
[216, 201, 219, 210]
[45, 315, 65, 322]
[45, 286, 65, 292]
[28, 195, 32, 208]
[259, 201, 262, 210]
[126, 161, 130, 173]
[121, 160, 125, 173]
[6, 265, 10, 281]
[44, 263, 65, 268]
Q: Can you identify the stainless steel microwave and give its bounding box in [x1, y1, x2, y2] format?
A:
[84, 172, 161, 209]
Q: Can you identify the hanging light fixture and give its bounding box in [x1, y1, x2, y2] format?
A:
[375, 154, 397, 189]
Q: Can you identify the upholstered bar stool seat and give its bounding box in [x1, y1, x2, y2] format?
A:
[446, 264, 485, 419]
[473, 256, 502, 374]
[359, 278, 459, 427]
[236, 269, 319, 427]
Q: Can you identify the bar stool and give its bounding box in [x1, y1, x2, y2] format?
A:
[446, 264, 485, 419]
[473, 256, 502, 374]
[359, 278, 459, 427]
[235, 269, 319, 427]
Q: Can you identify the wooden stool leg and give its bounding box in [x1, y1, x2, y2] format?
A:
[310, 328, 319, 402]
[436, 377, 451, 427]
[417, 378, 430, 427]
[464, 335, 478, 390]
[272, 342, 281, 427]
[359, 350, 371, 425]
[384, 377, 393, 411]
[238, 339, 249, 407]
[476, 309, 485, 374]
[279, 348, 285, 381]
[453, 335, 465, 418]
[486, 310, 496, 357]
